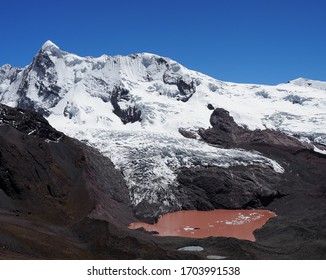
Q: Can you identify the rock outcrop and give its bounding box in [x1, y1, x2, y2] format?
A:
[177, 107, 326, 259]
[0, 104, 139, 259]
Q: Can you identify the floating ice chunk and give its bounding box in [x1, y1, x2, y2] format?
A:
[183, 226, 194, 231]
[178, 246, 204, 252]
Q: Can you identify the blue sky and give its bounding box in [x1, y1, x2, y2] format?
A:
[1, 0, 325, 85]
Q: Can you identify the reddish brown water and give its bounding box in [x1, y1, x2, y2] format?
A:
[129, 210, 276, 241]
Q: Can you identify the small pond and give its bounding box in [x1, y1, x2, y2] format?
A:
[129, 209, 276, 241]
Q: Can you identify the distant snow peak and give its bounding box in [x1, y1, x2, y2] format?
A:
[39, 40, 63, 59]
[288, 77, 326, 91]
[41, 40, 60, 51]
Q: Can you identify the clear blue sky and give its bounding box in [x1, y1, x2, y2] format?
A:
[1, 0, 325, 85]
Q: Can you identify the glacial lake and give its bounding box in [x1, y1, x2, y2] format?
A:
[129, 209, 276, 241]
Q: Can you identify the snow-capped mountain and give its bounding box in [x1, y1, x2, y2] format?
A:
[288, 77, 326, 91]
[1, 40, 325, 218]
[1, 41, 325, 135]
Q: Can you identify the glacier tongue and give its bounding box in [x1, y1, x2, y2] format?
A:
[62, 127, 284, 213]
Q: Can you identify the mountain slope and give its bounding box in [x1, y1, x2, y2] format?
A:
[1, 104, 326, 259]
[0, 41, 326, 219]
[1, 104, 217, 260]
[1, 41, 326, 259]
[0, 103, 134, 258]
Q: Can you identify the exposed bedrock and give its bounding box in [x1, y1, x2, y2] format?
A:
[199, 107, 312, 150]
[177, 165, 285, 211]
[170, 108, 300, 213]
[163, 72, 196, 102]
[0, 104, 137, 259]
[110, 87, 142, 124]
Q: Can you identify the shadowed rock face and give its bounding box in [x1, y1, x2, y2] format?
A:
[0, 105, 63, 141]
[177, 165, 285, 210]
[110, 87, 142, 124]
[199, 108, 312, 150]
[0, 104, 147, 259]
[15, 49, 62, 116]
[163, 74, 196, 102]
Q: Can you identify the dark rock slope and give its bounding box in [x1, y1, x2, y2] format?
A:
[0, 104, 189, 259]
[175, 108, 326, 259]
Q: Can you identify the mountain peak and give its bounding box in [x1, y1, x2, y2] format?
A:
[288, 77, 326, 90]
[37, 40, 63, 60]
[40, 40, 60, 52]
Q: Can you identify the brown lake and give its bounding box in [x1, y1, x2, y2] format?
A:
[129, 209, 276, 241]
